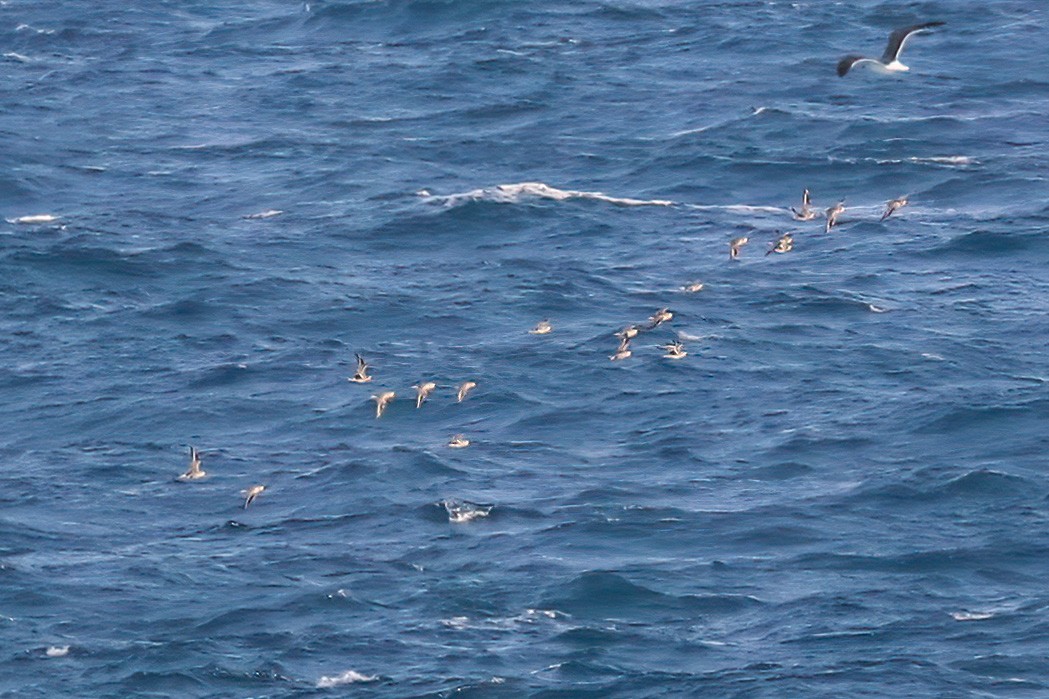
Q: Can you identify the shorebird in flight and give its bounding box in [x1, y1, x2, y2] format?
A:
[790, 189, 818, 221]
[729, 236, 749, 260]
[881, 196, 909, 220]
[610, 337, 632, 361]
[242, 485, 265, 508]
[457, 381, 477, 403]
[766, 232, 794, 255]
[616, 325, 640, 341]
[372, 391, 395, 417]
[825, 201, 846, 232]
[647, 308, 673, 329]
[448, 434, 470, 448]
[348, 353, 372, 383]
[529, 320, 553, 335]
[178, 446, 206, 481]
[660, 342, 687, 359]
[837, 22, 945, 77]
[413, 381, 437, 408]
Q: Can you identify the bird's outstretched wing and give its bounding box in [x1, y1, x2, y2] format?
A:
[882, 22, 944, 63]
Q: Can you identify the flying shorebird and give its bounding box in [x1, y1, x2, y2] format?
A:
[837, 22, 945, 77]
[681, 281, 704, 293]
[825, 201, 845, 232]
[457, 381, 477, 403]
[348, 353, 372, 383]
[178, 446, 206, 481]
[660, 342, 687, 359]
[729, 236, 749, 260]
[616, 325, 640, 341]
[413, 381, 437, 408]
[790, 189, 818, 221]
[610, 337, 632, 361]
[529, 319, 552, 335]
[881, 196, 909, 220]
[372, 391, 395, 417]
[241, 485, 265, 508]
[448, 434, 470, 448]
[647, 307, 673, 328]
[766, 232, 794, 256]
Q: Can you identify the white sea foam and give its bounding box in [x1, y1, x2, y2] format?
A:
[7, 214, 59, 224]
[45, 646, 70, 657]
[951, 611, 994, 621]
[316, 670, 377, 687]
[4, 52, 31, 63]
[242, 209, 284, 220]
[422, 182, 675, 208]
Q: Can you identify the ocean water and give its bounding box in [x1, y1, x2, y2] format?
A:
[2, 0, 1048, 696]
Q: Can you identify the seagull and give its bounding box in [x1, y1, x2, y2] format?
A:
[766, 232, 794, 255]
[448, 434, 470, 448]
[837, 22, 945, 77]
[681, 281, 704, 293]
[660, 342, 687, 359]
[729, 236, 749, 260]
[178, 446, 206, 481]
[647, 307, 673, 328]
[348, 353, 372, 383]
[456, 381, 477, 403]
[610, 338, 632, 361]
[825, 201, 845, 232]
[790, 189, 818, 221]
[241, 485, 265, 508]
[529, 319, 552, 335]
[881, 196, 909, 220]
[413, 381, 437, 408]
[372, 391, 395, 418]
[615, 325, 640, 341]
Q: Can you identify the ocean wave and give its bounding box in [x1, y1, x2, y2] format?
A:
[420, 182, 675, 208]
[316, 669, 377, 688]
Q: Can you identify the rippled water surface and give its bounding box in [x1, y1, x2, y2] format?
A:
[2, 1, 1049, 696]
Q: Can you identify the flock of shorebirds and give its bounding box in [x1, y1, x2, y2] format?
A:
[174, 18, 942, 508]
[177, 189, 911, 507]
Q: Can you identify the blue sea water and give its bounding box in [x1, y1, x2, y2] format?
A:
[2, 0, 1049, 695]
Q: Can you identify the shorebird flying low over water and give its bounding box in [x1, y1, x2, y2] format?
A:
[616, 325, 640, 341]
[348, 353, 372, 383]
[837, 22, 945, 77]
[881, 196, 909, 220]
[610, 337, 632, 361]
[791, 189, 818, 221]
[372, 391, 395, 417]
[178, 446, 206, 481]
[529, 319, 553, 335]
[660, 342, 687, 359]
[681, 281, 704, 293]
[413, 381, 436, 408]
[767, 232, 794, 255]
[825, 201, 845, 232]
[242, 485, 265, 508]
[729, 237, 749, 260]
[647, 308, 673, 328]
[448, 434, 470, 448]
[457, 381, 477, 403]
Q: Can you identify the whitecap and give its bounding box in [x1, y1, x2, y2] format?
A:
[868, 304, 887, 313]
[6, 214, 58, 224]
[910, 156, 974, 166]
[3, 52, 31, 63]
[242, 209, 283, 220]
[316, 670, 377, 688]
[45, 646, 69, 657]
[951, 611, 994, 621]
[422, 182, 674, 208]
